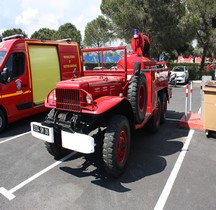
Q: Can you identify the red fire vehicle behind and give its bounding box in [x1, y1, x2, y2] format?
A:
[0, 35, 81, 132]
[31, 30, 172, 177]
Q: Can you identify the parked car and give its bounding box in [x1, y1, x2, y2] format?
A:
[171, 66, 189, 84]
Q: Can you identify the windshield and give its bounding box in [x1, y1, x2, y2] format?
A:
[0, 51, 7, 64]
[173, 67, 184, 72]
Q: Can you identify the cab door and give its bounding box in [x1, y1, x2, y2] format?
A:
[0, 52, 32, 120]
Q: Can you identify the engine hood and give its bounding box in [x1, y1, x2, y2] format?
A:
[57, 76, 123, 88]
[56, 75, 124, 97]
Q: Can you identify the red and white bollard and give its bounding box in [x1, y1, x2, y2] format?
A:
[185, 84, 189, 120]
[185, 82, 193, 120]
[189, 82, 193, 112]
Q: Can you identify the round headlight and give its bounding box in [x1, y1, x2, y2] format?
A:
[47, 89, 56, 106]
[86, 94, 92, 104]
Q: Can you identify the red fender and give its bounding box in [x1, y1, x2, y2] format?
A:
[83, 96, 126, 114]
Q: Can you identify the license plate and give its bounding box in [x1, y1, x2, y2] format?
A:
[32, 124, 50, 136]
[31, 122, 54, 143]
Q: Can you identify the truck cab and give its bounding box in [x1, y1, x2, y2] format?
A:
[0, 34, 81, 132]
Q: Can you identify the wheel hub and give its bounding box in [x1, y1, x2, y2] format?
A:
[117, 130, 128, 164]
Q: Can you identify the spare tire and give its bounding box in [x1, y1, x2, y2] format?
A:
[128, 74, 148, 123]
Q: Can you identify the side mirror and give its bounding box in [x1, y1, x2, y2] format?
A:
[0, 67, 9, 83]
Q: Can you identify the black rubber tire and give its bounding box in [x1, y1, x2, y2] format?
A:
[93, 130, 105, 155]
[45, 133, 69, 159]
[103, 115, 131, 178]
[206, 130, 210, 138]
[128, 75, 147, 123]
[206, 130, 216, 138]
[0, 109, 7, 133]
[159, 91, 167, 124]
[146, 96, 161, 133]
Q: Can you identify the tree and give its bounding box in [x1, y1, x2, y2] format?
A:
[100, 0, 148, 43]
[53, 23, 81, 45]
[185, 0, 216, 71]
[100, 0, 196, 60]
[2, 28, 27, 38]
[148, 0, 196, 56]
[83, 15, 115, 48]
[31, 28, 56, 40]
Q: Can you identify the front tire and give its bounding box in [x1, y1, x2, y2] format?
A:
[103, 115, 131, 177]
[45, 132, 69, 159]
[0, 109, 7, 133]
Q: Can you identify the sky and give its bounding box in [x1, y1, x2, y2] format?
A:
[0, 0, 102, 39]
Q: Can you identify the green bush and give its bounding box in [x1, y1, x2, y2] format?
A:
[207, 70, 215, 80]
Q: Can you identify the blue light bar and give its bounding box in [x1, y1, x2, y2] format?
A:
[134, 29, 138, 38]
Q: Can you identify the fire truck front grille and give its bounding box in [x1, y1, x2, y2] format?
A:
[56, 89, 81, 112]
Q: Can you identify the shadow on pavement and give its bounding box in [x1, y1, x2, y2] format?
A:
[60, 119, 188, 192]
[166, 110, 185, 120]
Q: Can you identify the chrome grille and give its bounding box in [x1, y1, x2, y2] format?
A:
[56, 89, 81, 112]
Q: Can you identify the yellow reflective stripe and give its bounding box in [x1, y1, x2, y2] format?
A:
[0, 90, 31, 99]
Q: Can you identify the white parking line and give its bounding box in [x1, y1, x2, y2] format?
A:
[0, 151, 76, 200]
[0, 111, 198, 202]
[154, 129, 195, 210]
[0, 131, 30, 144]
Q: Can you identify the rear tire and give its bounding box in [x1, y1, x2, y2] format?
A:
[159, 91, 167, 124]
[103, 115, 131, 177]
[146, 96, 161, 133]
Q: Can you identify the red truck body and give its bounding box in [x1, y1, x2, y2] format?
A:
[31, 30, 172, 177]
[0, 35, 81, 132]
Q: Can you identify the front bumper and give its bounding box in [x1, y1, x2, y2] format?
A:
[176, 77, 186, 84]
[30, 122, 95, 154]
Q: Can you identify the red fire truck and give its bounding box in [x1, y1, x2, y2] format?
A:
[31, 30, 172, 177]
[0, 35, 81, 132]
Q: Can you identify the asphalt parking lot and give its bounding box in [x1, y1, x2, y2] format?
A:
[0, 83, 216, 210]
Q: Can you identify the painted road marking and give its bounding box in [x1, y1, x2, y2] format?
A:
[0, 187, 15, 200]
[0, 131, 30, 144]
[0, 110, 200, 202]
[0, 152, 76, 200]
[154, 128, 195, 210]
